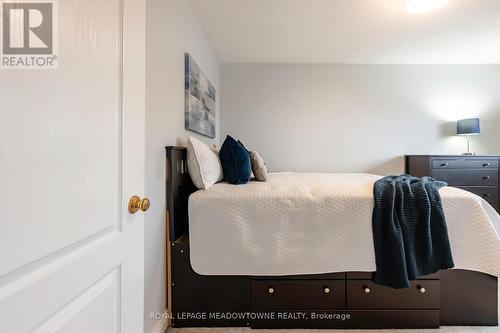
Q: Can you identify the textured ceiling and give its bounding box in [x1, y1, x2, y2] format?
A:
[190, 0, 500, 64]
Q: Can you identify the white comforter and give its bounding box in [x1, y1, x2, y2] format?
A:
[188, 173, 500, 276]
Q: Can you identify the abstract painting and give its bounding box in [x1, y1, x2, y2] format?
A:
[185, 53, 216, 138]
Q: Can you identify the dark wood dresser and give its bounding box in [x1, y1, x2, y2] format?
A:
[405, 155, 500, 212]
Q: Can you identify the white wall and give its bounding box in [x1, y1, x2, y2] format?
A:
[221, 64, 500, 175]
[145, 0, 220, 332]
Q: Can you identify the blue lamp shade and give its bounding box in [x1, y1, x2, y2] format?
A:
[457, 118, 480, 135]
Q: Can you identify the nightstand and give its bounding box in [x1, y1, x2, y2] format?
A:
[405, 155, 499, 212]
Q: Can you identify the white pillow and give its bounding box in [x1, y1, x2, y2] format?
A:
[187, 137, 224, 190]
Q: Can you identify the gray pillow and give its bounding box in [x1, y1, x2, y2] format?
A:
[250, 151, 268, 182]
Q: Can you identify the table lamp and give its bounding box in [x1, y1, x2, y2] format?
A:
[457, 118, 480, 155]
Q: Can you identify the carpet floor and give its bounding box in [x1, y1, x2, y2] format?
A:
[169, 317, 500, 332]
[170, 327, 499, 333]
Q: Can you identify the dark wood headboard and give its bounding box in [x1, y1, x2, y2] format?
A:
[165, 146, 196, 242]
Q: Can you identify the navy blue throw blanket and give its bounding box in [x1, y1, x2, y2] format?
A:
[372, 175, 454, 289]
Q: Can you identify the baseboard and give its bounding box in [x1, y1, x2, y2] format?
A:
[151, 310, 169, 333]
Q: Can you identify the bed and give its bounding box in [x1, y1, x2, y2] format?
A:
[166, 146, 499, 329]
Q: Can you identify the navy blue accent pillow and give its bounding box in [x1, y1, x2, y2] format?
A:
[238, 140, 250, 154]
[219, 135, 252, 184]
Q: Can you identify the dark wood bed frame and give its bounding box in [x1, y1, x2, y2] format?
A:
[165, 146, 498, 329]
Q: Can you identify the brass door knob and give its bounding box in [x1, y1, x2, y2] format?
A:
[128, 195, 151, 213]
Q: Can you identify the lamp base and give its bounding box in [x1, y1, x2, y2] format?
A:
[462, 135, 475, 155]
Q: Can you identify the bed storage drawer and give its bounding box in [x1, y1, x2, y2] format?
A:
[432, 169, 498, 186]
[251, 280, 345, 310]
[250, 310, 440, 329]
[347, 281, 439, 309]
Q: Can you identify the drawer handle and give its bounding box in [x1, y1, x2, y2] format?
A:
[363, 285, 371, 294]
[441, 163, 449, 167]
[483, 163, 491, 167]
[268, 287, 274, 294]
[324, 287, 331, 294]
[483, 176, 491, 180]
[417, 285, 426, 293]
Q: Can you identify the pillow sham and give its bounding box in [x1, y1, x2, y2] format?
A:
[250, 151, 268, 181]
[219, 135, 252, 185]
[186, 136, 224, 190]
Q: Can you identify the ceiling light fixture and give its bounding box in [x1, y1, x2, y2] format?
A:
[407, 0, 450, 14]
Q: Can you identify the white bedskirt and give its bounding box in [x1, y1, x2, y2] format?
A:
[188, 173, 500, 277]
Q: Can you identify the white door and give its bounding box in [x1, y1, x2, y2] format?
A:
[0, 0, 145, 332]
